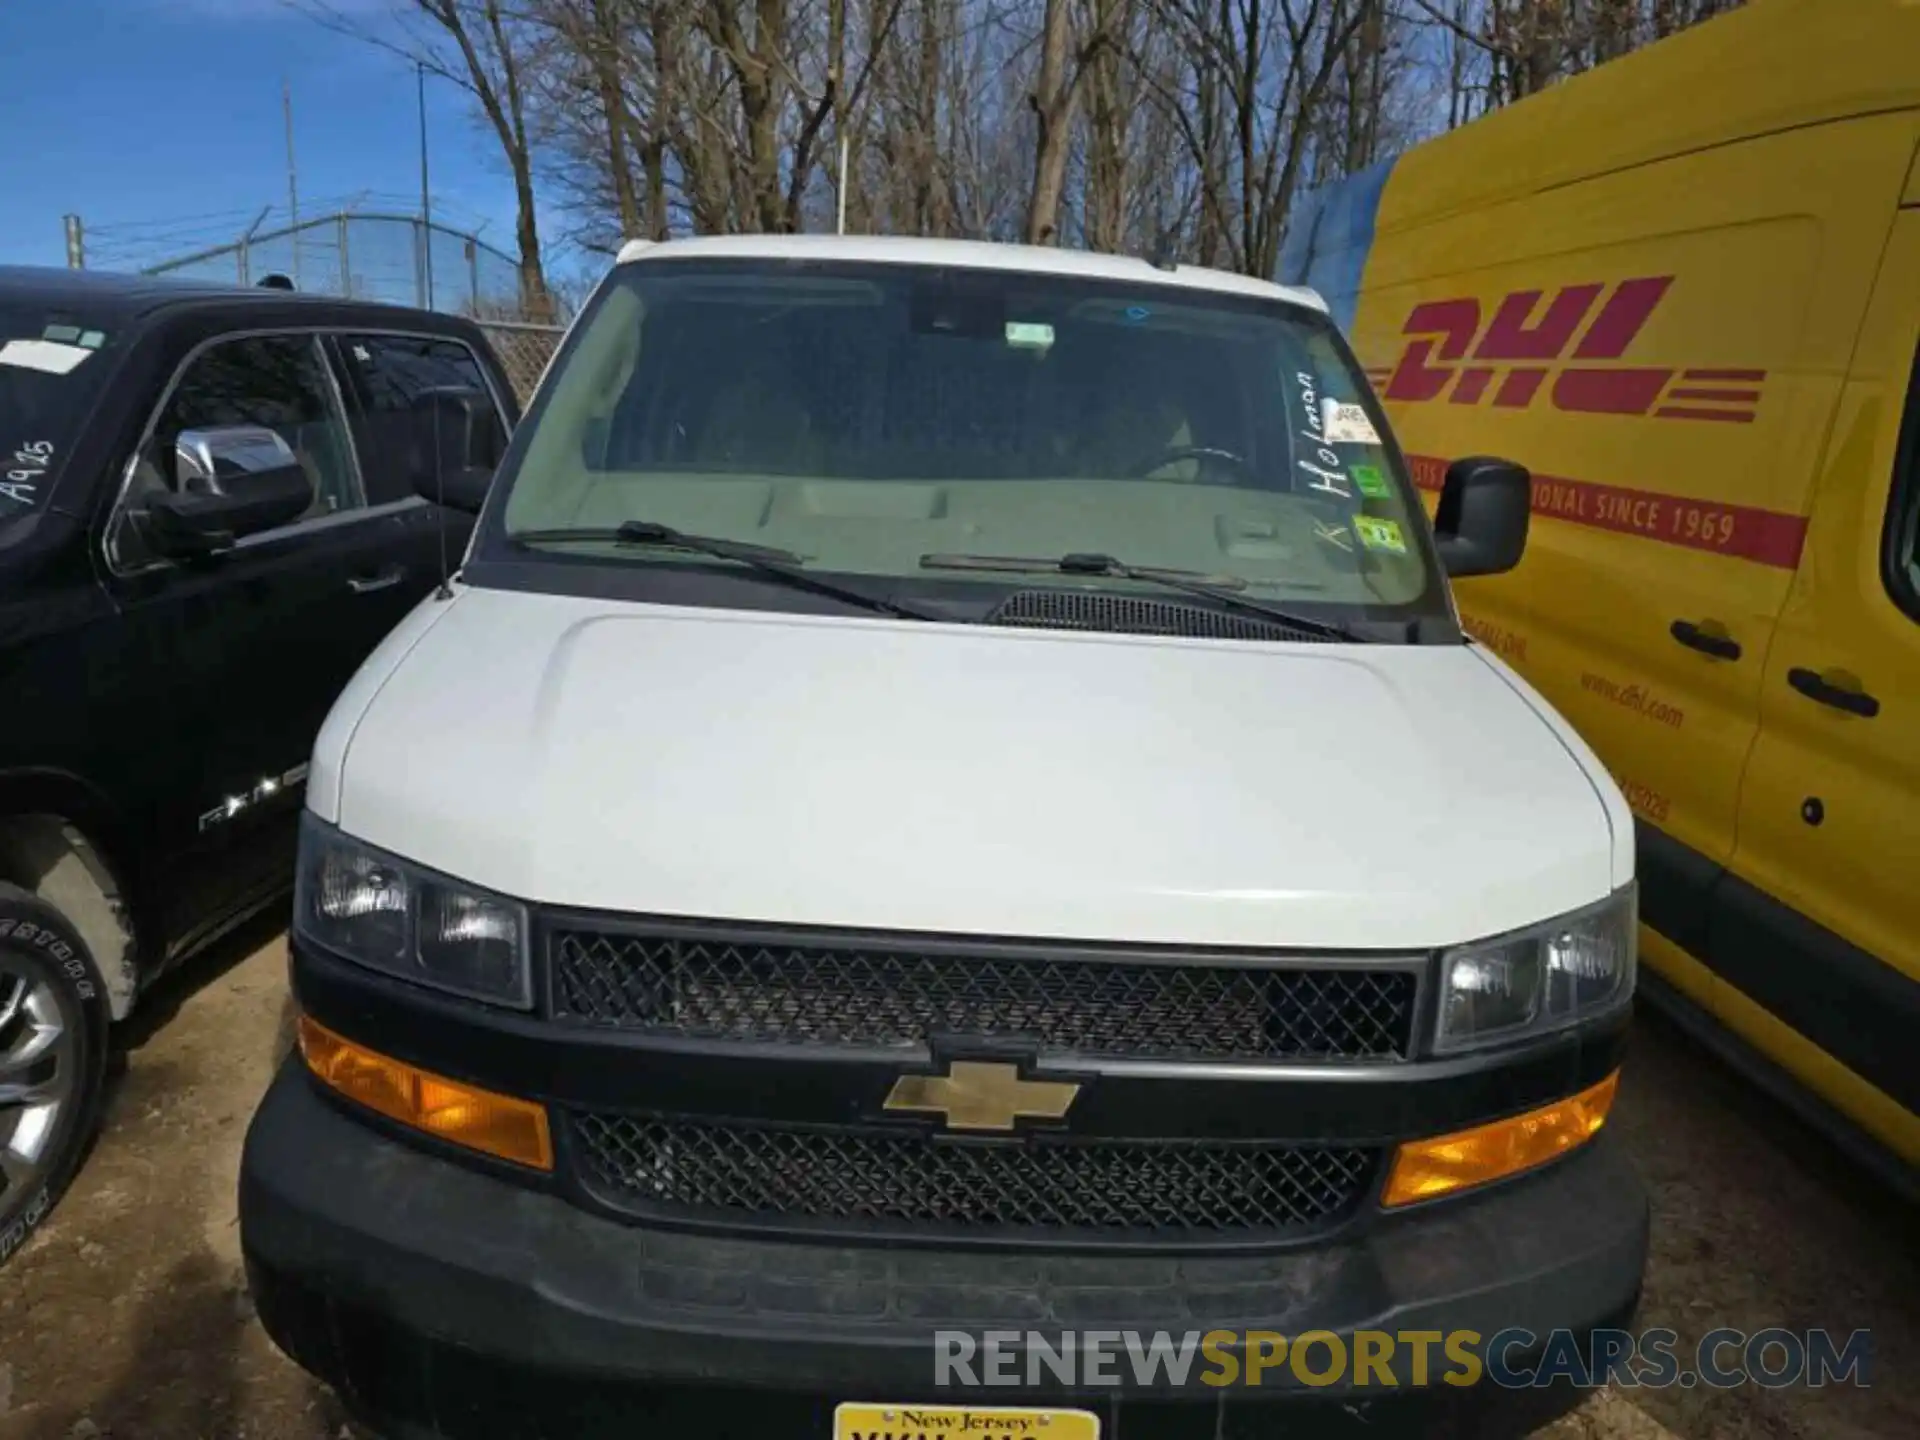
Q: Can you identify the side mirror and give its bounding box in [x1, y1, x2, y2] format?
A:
[145, 426, 314, 557]
[1433, 456, 1531, 577]
[410, 387, 504, 514]
[419, 464, 496, 514]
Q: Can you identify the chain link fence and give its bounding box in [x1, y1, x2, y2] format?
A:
[141, 211, 567, 407]
[475, 319, 565, 406]
[145, 211, 537, 319]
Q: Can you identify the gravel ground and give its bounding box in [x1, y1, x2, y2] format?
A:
[0, 923, 1913, 1440]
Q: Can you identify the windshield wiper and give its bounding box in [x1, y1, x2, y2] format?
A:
[510, 521, 940, 621]
[919, 550, 1368, 642]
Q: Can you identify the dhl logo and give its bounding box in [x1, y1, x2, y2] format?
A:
[1362, 276, 1762, 423]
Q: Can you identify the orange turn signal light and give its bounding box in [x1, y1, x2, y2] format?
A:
[1382, 1070, 1618, 1208]
[296, 1014, 554, 1172]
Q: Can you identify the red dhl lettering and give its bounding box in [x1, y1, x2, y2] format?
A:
[1534, 479, 1588, 520]
[1592, 492, 1662, 531]
[1377, 278, 1763, 423]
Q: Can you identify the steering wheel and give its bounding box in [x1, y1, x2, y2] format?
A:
[1128, 444, 1256, 482]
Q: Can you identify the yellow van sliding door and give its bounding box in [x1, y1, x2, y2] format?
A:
[1717, 205, 1920, 1167]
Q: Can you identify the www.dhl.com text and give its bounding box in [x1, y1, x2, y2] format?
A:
[932, 1327, 1872, 1390]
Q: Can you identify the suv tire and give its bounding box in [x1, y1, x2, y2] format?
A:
[0, 882, 109, 1268]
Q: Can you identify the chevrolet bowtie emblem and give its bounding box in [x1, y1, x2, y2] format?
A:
[883, 1061, 1081, 1132]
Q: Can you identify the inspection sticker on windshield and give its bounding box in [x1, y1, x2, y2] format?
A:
[1353, 515, 1407, 554]
[0, 338, 93, 375]
[1005, 320, 1055, 350]
[1322, 399, 1380, 445]
[1350, 463, 1392, 499]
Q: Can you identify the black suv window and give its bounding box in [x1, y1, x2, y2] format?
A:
[335, 334, 501, 506]
[112, 332, 361, 568]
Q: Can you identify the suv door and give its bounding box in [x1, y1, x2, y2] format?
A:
[99, 329, 434, 957]
[329, 330, 510, 587]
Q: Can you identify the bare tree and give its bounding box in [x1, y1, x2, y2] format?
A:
[286, 0, 1749, 292]
[1024, 0, 1083, 243]
[293, 0, 552, 313]
[1080, 0, 1137, 251]
[1440, 0, 1483, 128]
[521, 0, 639, 249]
[697, 0, 792, 232]
[1413, 0, 1747, 111]
[1138, 0, 1383, 274]
[783, 0, 907, 229]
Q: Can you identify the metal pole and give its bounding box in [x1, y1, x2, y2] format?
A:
[238, 205, 272, 285]
[418, 61, 435, 310]
[284, 79, 301, 287]
[836, 132, 850, 236]
[63, 215, 84, 269]
[338, 213, 352, 297]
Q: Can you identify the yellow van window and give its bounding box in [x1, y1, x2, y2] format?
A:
[1889, 347, 1920, 622]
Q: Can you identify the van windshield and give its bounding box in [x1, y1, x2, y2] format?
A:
[492, 258, 1445, 627]
[1, 303, 118, 520]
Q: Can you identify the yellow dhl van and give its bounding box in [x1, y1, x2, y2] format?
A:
[1280, 0, 1919, 1192]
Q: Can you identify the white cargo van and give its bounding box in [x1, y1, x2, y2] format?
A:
[241, 236, 1645, 1439]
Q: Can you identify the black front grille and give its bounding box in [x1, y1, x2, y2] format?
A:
[987, 588, 1333, 643]
[550, 930, 1418, 1062]
[571, 1113, 1377, 1240]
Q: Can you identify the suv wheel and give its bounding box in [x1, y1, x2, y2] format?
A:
[0, 883, 109, 1268]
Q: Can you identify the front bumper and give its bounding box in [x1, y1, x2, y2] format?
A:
[241, 1063, 1648, 1439]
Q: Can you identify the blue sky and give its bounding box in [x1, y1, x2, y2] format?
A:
[0, 0, 532, 279]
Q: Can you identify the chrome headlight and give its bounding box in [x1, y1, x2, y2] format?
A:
[294, 812, 531, 1009]
[1434, 886, 1636, 1053]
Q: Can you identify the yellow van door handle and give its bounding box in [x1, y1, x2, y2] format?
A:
[1669, 619, 1741, 661]
[1787, 667, 1880, 719]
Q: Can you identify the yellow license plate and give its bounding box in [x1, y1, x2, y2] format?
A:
[833, 1404, 1099, 1440]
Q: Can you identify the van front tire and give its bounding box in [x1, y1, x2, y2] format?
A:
[0, 883, 109, 1269]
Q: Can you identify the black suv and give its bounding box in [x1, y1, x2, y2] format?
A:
[0, 266, 517, 1263]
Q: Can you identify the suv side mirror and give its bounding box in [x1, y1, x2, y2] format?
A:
[145, 426, 313, 557]
[416, 464, 496, 514]
[1433, 456, 1531, 577]
[411, 387, 504, 514]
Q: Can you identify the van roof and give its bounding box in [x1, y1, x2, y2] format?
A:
[611, 233, 1330, 315]
[1380, 0, 1920, 230]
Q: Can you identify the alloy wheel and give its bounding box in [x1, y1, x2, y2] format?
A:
[0, 960, 79, 1207]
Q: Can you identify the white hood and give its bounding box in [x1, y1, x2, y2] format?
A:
[310, 586, 1627, 952]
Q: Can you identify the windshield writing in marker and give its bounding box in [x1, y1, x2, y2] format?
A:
[2, 441, 53, 508]
[1294, 371, 1351, 500]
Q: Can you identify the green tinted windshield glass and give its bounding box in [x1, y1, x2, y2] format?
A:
[498, 260, 1436, 612]
[1, 304, 118, 519]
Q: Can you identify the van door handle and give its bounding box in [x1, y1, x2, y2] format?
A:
[1669, 619, 1741, 660]
[1787, 667, 1880, 718]
[347, 564, 407, 595]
